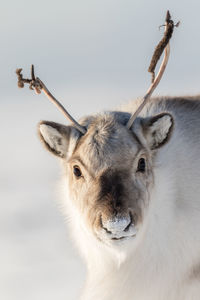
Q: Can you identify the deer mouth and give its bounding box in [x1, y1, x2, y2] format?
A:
[97, 231, 137, 245]
[111, 234, 136, 241]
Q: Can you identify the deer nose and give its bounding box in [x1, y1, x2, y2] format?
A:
[101, 214, 132, 235]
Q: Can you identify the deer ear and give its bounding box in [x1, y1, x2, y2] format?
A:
[142, 113, 174, 150]
[38, 121, 80, 158]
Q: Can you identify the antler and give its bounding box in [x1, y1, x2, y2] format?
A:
[126, 11, 179, 129]
[16, 65, 87, 134]
[16, 11, 178, 134]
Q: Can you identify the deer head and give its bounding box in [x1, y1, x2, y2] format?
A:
[38, 111, 173, 246]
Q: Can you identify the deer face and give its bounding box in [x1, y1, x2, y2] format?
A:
[38, 112, 173, 247]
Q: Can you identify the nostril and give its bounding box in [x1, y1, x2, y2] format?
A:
[103, 226, 112, 234]
[124, 212, 133, 232]
[99, 215, 112, 234]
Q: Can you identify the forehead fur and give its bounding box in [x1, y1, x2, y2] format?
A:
[72, 113, 141, 171]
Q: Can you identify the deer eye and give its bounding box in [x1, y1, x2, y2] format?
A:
[137, 158, 146, 173]
[73, 165, 82, 178]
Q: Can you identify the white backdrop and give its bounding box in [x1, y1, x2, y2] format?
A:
[1, 1, 200, 299]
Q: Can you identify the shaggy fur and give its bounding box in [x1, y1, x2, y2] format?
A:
[39, 96, 200, 300]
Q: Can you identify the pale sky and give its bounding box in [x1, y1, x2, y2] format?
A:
[2, 0, 200, 109]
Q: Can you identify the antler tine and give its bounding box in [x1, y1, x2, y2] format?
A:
[126, 43, 170, 129]
[16, 65, 86, 134]
[126, 11, 177, 129]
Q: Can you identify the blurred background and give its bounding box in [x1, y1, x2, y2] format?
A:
[1, 0, 200, 299]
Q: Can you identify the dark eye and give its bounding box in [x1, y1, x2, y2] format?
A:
[137, 158, 146, 173]
[73, 165, 82, 178]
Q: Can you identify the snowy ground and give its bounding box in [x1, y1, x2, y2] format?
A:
[0, 98, 86, 300]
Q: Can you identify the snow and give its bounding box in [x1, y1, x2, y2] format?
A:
[0, 99, 85, 300]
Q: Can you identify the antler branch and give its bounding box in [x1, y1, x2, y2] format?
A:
[16, 65, 86, 134]
[126, 11, 179, 129]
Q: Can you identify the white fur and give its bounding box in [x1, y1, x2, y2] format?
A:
[148, 115, 172, 146]
[63, 110, 200, 299]
[41, 97, 200, 300]
[62, 144, 200, 300]
[40, 124, 67, 156]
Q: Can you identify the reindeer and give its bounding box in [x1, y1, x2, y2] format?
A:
[16, 12, 200, 300]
